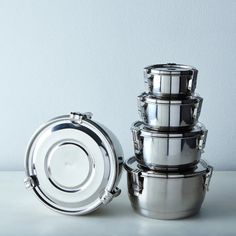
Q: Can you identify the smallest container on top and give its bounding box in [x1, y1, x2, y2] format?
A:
[144, 63, 198, 98]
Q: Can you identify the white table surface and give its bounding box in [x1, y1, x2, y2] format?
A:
[0, 171, 235, 236]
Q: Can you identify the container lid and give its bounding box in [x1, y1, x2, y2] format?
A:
[138, 92, 202, 105]
[124, 157, 209, 179]
[144, 63, 198, 76]
[24, 112, 123, 215]
[131, 121, 207, 138]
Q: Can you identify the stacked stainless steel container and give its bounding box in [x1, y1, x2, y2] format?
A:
[125, 63, 213, 219]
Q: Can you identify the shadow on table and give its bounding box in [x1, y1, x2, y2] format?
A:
[189, 193, 236, 221]
[84, 200, 132, 218]
[77, 176, 236, 221]
[192, 202, 236, 221]
[84, 198, 236, 220]
[86, 190, 236, 220]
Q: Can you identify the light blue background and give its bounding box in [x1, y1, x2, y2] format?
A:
[0, 0, 235, 170]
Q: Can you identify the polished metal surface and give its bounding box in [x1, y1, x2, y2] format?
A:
[24, 112, 123, 215]
[138, 93, 203, 131]
[131, 121, 208, 169]
[144, 63, 198, 98]
[124, 157, 213, 219]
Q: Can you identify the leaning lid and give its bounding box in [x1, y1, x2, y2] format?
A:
[144, 63, 198, 76]
[124, 157, 210, 179]
[131, 121, 207, 138]
[24, 112, 123, 215]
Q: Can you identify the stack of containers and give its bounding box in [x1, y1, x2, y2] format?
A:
[125, 63, 213, 219]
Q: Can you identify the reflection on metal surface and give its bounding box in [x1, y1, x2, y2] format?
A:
[126, 63, 212, 219]
[125, 157, 213, 220]
[138, 93, 203, 131]
[144, 63, 198, 98]
[131, 121, 208, 170]
[24, 112, 123, 215]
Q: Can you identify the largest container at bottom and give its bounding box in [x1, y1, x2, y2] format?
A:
[124, 157, 213, 220]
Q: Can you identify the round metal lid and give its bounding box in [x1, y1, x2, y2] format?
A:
[144, 63, 198, 76]
[124, 157, 209, 179]
[131, 121, 207, 138]
[138, 92, 202, 105]
[24, 112, 123, 215]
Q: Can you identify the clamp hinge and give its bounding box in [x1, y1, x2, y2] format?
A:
[137, 96, 146, 121]
[100, 187, 121, 205]
[132, 169, 143, 196]
[131, 127, 142, 154]
[70, 112, 93, 125]
[205, 165, 213, 191]
[193, 98, 203, 119]
[198, 129, 208, 151]
[24, 176, 36, 189]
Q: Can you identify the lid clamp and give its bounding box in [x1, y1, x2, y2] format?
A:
[100, 187, 121, 205]
[197, 129, 208, 152]
[70, 112, 93, 125]
[193, 97, 202, 119]
[24, 176, 37, 189]
[131, 127, 142, 154]
[205, 165, 213, 191]
[132, 169, 143, 196]
[111, 187, 121, 198]
[137, 96, 146, 121]
[187, 77, 193, 92]
[193, 104, 199, 119]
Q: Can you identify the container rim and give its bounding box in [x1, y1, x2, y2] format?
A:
[131, 121, 207, 138]
[124, 157, 210, 179]
[144, 63, 198, 76]
[138, 92, 202, 105]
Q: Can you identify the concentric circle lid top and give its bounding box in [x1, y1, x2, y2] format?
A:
[24, 112, 123, 215]
[124, 157, 209, 179]
[144, 63, 198, 76]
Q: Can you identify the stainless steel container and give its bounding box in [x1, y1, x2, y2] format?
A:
[131, 121, 207, 170]
[124, 156, 213, 220]
[144, 63, 198, 98]
[24, 112, 123, 215]
[138, 93, 203, 131]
